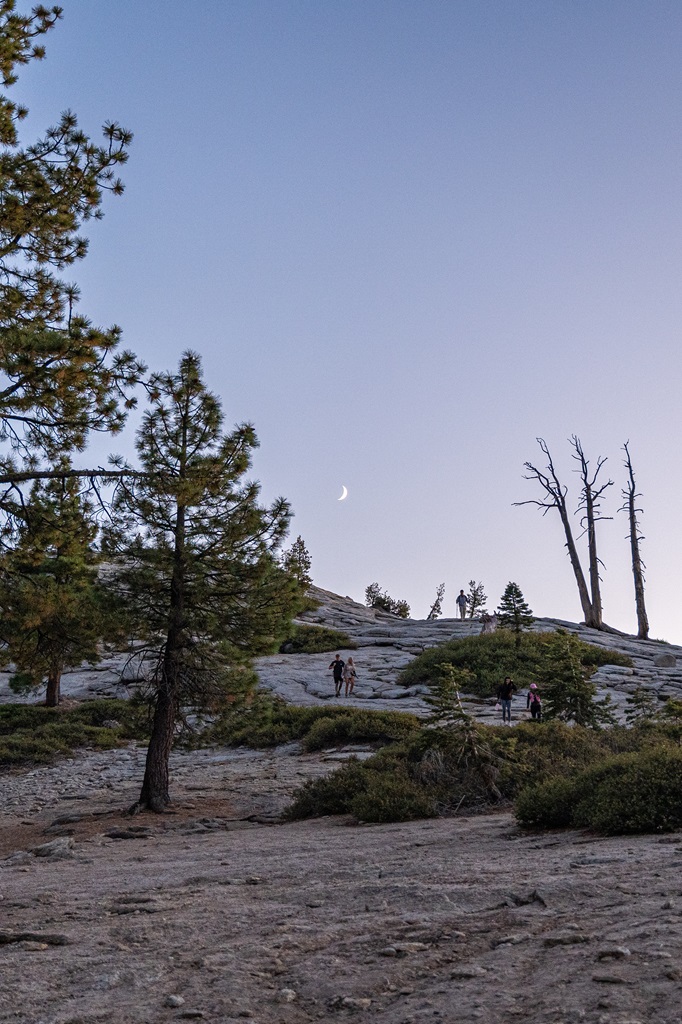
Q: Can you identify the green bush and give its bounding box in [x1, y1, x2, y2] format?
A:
[0, 699, 150, 767]
[516, 746, 682, 834]
[279, 624, 357, 654]
[196, 692, 420, 751]
[493, 719, 630, 796]
[399, 629, 632, 697]
[66, 698, 151, 738]
[286, 746, 436, 823]
[515, 776, 584, 828]
[287, 721, 507, 824]
[286, 716, 682, 826]
[349, 772, 437, 823]
[285, 758, 369, 818]
[302, 710, 420, 751]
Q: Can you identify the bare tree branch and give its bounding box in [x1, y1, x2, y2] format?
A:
[515, 437, 598, 626]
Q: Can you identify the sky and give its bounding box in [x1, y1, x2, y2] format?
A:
[12, 0, 682, 639]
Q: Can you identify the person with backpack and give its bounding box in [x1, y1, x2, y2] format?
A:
[527, 683, 542, 721]
[456, 590, 468, 620]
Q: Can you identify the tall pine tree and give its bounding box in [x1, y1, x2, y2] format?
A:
[281, 535, 312, 591]
[0, 461, 121, 705]
[109, 352, 301, 812]
[0, 2, 142, 470]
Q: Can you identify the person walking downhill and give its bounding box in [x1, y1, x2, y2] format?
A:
[527, 683, 542, 721]
[456, 589, 468, 621]
[497, 676, 516, 725]
[329, 654, 345, 698]
[344, 657, 357, 697]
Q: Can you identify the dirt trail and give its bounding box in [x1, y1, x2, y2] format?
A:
[2, 744, 682, 1024]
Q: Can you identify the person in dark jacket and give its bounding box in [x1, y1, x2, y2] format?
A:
[497, 676, 516, 724]
[329, 654, 345, 697]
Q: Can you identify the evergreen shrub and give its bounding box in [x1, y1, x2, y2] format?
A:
[284, 758, 369, 818]
[302, 710, 420, 751]
[516, 746, 682, 834]
[199, 693, 420, 750]
[287, 718, 682, 826]
[399, 630, 632, 697]
[515, 776, 587, 828]
[287, 722, 507, 823]
[349, 771, 437, 823]
[279, 623, 357, 654]
[0, 699, 149, 767]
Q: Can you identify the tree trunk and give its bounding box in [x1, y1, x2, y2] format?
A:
[135, 676, 176, 812]
[45, 669, 61, 707]
[583, 487, 603, 630]
[623, 444, 649, 640]
[555, 500, 596, 626]
[132, 505, 186, 814]
[571, 437, 612, 631]
[629, 515, 649, 639]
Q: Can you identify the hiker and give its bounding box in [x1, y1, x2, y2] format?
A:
[497, 676, 516, 725]
[329, 654, 345, 697]
[344, 656, 357, 697]
[527, 683, 542, 721]
[456, 589, 468, 620]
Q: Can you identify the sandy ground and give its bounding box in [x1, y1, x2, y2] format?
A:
[2, 744, 682, 1024]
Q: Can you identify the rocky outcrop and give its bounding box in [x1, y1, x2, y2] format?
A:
[255, 587, 682, 722]
[2, 584, 682, 721]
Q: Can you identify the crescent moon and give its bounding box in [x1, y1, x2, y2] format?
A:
[338, 485, 348, 501]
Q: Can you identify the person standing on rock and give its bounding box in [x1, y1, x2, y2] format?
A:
[527, 683, 542, 721]
[344, 657, 357, 697]
[456, 590, 468, 620]
[497, 676, 516, 724]
[329, 654, 345, 697]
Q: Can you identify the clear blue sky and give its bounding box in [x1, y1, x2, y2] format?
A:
[14, 1, 682, 639]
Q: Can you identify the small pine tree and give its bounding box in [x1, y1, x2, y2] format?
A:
[466, 580, 488, 619]
[658, 698, 682, 722]
[624, 687, 660, 725]
[541, 633, 616, 728]
[496, 582, 534, 645]
[365, 582, 410, 619]
[425, 664, 476, 727]
[425, 664, 501, 799]
[281, 535, 312, 591]
[391, 598, 411, 619]
[426, 582, 446, 620]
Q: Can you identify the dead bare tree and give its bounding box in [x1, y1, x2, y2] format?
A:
[620, 441, 649, 639]
[570, 436, 613, 631]
[515, 437, 611, 630]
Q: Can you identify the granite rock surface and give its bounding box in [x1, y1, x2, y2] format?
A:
[1, 584, 681, 722]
